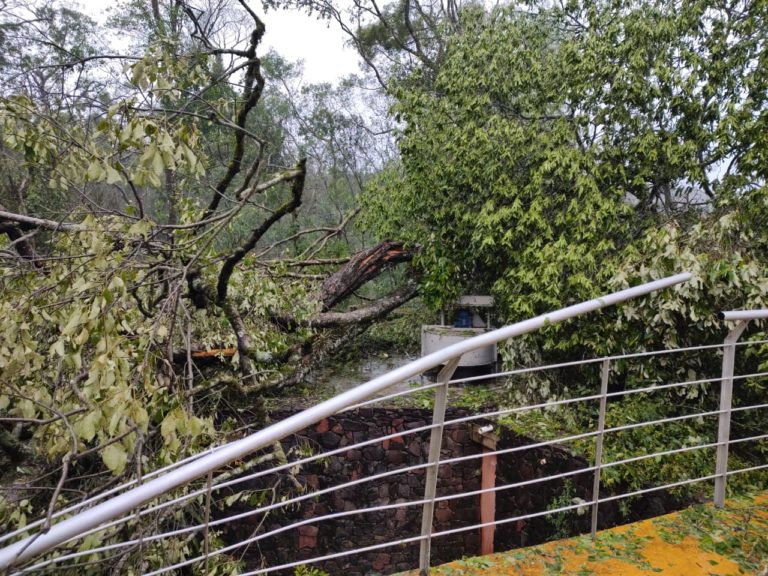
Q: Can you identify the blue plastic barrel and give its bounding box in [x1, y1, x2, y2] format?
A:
[454, 308, 472, 328]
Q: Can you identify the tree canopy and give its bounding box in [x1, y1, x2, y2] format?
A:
[363, 0, 768, 318]
[357, 0, 768, 503]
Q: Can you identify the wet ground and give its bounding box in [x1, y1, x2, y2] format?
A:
[267, 353, 423, 411]
[401, 492, 768, 576]
[309, 353, 419, 396]
[297, 354, 501, 408]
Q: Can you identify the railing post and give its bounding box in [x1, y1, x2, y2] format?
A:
[591, 359, 610, 538]
[714, 320, 748, 507]
[0, 274, 693, 571]
[419, 357, 460, 575]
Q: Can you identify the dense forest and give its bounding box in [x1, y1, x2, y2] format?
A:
[1, 0, 767, 572]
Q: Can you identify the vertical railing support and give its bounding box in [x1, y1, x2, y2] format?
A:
[419, 357, 460, 575]
[479, 448, 497, 556]
[590, 359, 610, 538]
[714, 320, 749, 507]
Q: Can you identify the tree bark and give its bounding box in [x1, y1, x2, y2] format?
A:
[320, 240, 416, 311]
[313, 281, 418, 327]
[0, 203, 43, 265]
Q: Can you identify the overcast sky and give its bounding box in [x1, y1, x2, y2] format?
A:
[261, 8, 361, 83]
[79, 1, 360, 85]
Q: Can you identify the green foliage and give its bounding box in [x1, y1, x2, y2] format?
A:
[362, 6, 633, 311]
[0, 2, 375, 572]
[653, 494, 768, 574]
[546, 480, 588, 541]
[359, 0, 768, 506]
[294, 565, 331, 576]
[346, 299, 429, 355]
[362, 0, 768, 323]
[457, 555, 495, 569]
[596, 395, 718, 499]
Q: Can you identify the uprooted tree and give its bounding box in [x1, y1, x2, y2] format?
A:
[0, 0, 415, 564]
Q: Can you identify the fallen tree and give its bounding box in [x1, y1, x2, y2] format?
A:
[0, 2, 416, 570]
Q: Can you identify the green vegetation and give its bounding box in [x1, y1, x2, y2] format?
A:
[654, 494, 768, 574]
[546, 480, 588, 541]
[357, 0, 768, 505]
[1, 0, 768, 572]
[0, 0, 408, 572]
[294, 565, 331, 576]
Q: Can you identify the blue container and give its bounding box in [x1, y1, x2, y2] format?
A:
[454, 308, 472, 328]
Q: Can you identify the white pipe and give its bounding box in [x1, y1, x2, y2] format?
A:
[27, 427, 768, 575]
[719, 309, 768, 321]
[0, 272, 690, 569]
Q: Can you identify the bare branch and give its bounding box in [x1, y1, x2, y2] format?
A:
[216, 159, 307, 303]
[255, 207, 360, 259]
[311, 280, 419, 327]
[271, 257, 351, 268]
[199, 16, 267, 222]
[0, 208, 82, 232]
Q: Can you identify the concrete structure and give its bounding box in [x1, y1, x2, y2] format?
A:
[421, 295, 497, 368]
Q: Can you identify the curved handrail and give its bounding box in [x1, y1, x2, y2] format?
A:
[719, 309, 768, 321]
[0, 272, 691, 569]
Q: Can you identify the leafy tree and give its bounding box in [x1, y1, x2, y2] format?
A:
[0, 1, 416, 571]
[361, 0, 768, 331]
[362, 7, 632, 313]
[358, 0, 768, 496]
[0, 1, 105, 215]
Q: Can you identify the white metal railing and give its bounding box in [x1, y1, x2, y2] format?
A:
[1, 272, 766, 575]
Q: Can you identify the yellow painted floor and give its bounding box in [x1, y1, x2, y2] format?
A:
[420, 493, 768, 575]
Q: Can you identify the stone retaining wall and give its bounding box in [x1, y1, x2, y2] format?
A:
[225, 408, 591, 575]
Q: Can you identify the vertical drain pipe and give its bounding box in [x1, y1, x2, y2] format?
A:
[470, 424, 499, 555]
[419, 357, 460, 575]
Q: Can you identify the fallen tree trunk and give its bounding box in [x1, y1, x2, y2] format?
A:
[320, 240, 416, 311]
[0, 203, 42, 265]
[312, 280, 419, 327]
